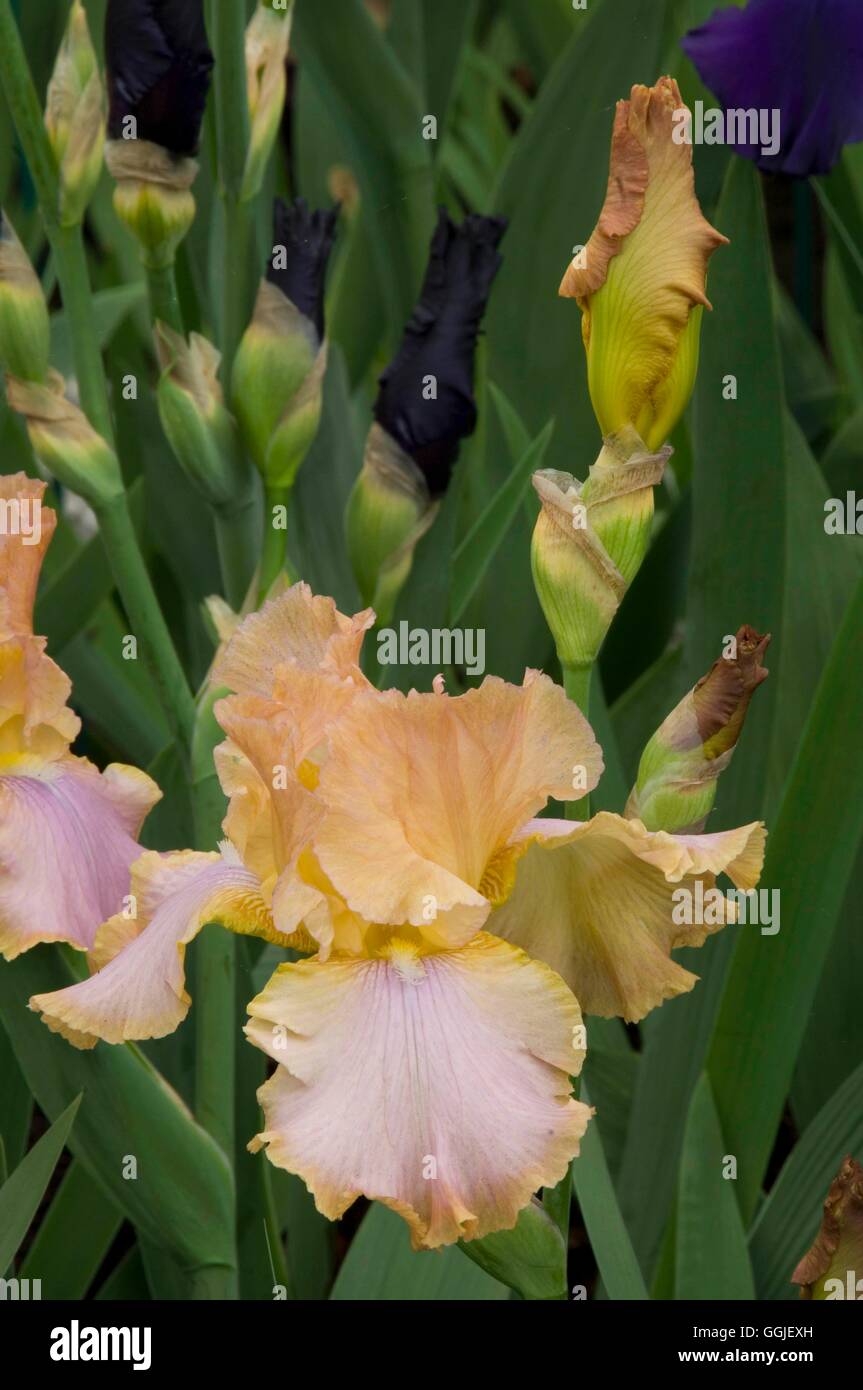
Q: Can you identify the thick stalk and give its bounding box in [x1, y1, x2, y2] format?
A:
[95, 494, 196, 751]
[146, 261, 184, 335]
[215, 488, 261, 610]
[206, 0, 254, 375]
[563, 662, 592, 820]
[258, 483, 293, 601]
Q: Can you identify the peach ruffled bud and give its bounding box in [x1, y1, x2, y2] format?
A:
[155, 324, 249, 510]
[530, 427, 669, 673]
[44, 0, 106, 227]
[0, 214, 50, 384]
[5, 372, 124, 508]
[625, 625, 770, 833]
[792, 1157, 863, 1300]
[559, 76, 727, 450]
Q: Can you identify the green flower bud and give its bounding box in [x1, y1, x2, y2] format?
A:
[232, 279, 327, 489]
[531, 428, 669, 673]
[106, 140, 197, 270]
[0, 214, 50, 383]
[155, 324, 250, 509]
[241, 1, 293, 203]
[793, 1157, 863, 1300]
[44, 0, 106, 227]
[6, 371, 124, 508]
[346, 422, 437, 626]
[625, 625, 770, 833]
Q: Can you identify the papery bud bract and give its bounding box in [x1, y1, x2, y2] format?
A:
[792, 1157, 863, 1300]
[155, 324, 249, 509]
[44, 0, 106, 227]
[626, 625, 770, 833]
[106, 141, 197, 270]
[559, 77, 727, 450]
[242, 1, 293, 203]
[233, 198, 338, 490]
[346, 422, 437, 625]
[6, 372, 124, 508]
[530, 429, 669, 672]
[0, 214, 50, 383]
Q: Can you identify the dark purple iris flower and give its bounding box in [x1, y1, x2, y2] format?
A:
[267, 198, 340, 344]
[374, 208, 507, 498]
[682, 0, 863, 176]
[105, 0, 214, 158]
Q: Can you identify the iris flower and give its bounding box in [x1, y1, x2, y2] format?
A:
[682, 0, 863, 176]
[105, 0, 213, 157]
[0, 475, 160, 961]
[32, 584, 765, 1247]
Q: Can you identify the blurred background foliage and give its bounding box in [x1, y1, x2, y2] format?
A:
[1, 0, 862, 1301]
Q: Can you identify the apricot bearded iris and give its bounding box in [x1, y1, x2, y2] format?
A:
[31, 582, 765, 1250]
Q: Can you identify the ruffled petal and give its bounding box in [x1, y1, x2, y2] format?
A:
[490, 811, 766, 1022]
[0, 755, 160, 961]
[29, 847, 287, 1046]
[245, 932, 591, 1250]
[313, 670, 603, 949]
[0, 473, 54, 637]
[212, 581, 373, 696]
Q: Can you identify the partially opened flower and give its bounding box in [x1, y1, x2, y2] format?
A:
[233, 198, 339, 493]
[104, 0, 214, 267]
[792, 1156, 863, 1298]
[0, 474, 161, 961]
[347, 208, 506, 623]
[682, 0, 863, 176]
[559, 77, 727, 451]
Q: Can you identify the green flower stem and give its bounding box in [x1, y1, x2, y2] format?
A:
[205, 0, 254, 375]
[189, 1264, 238, 1300]
[258, 483, 293, 601]
[215, 489, 262, 610]
[563, 662, 592, 820]
[145, 261, 184, 335]
[190, 690, 237, 1291]
[95, 494, 197, 750]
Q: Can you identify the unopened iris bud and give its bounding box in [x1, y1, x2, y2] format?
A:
[155, 325, 249, 510]
[625, 625, 770, 833]
[0, 214, 50, 383]
[792, 1157, 863, 1300]
[104, 0, 213, 267]
[347, 208, 506, 618]
[242, 1, 293, 203]
[233, 197, 338, 491]
[531, 428, 669, 672]
[44, 1, 106, 227]
[346, 423, 437, 624]
[5, 372, 124, 508]
[559, 76, 727, 450]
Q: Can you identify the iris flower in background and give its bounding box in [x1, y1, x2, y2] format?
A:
[0, 475, 160, 961]
[347, 209, 506, 622]
[32, 582, 765, 1243]
[682, 0, 863, 176]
